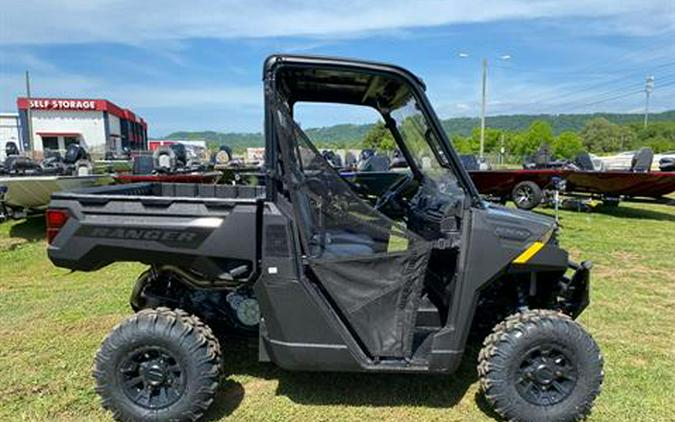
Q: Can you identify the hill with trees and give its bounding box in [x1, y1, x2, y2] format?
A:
[163, 110, 675, 159]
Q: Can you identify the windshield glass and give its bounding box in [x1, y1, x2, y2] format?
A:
[390, 96, 452, 185]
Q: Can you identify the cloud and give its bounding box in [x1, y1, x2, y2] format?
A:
[1, 1, 673, 45]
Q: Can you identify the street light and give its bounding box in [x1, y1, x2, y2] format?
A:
[458, 53, 511, 160]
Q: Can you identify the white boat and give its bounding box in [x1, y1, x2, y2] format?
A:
[0, 174, 112, 216]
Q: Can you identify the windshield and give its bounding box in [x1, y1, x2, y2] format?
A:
[390, 96, 453, 186]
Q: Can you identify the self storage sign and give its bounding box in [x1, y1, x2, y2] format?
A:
[28, 99, 97, 110]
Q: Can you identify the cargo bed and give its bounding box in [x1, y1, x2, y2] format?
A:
[53, 182, 265, 202]
[48, 182, 266, 278]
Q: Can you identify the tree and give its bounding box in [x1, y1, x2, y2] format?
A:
[363, 121, 396, 151]
[579, 118, 636, 153]
[632, 122, 675, 153]
[508, 120, 554, 157]
[552, 131, 584, 159]
[452, 135, 473, 154]
[467, 127, 504, 154]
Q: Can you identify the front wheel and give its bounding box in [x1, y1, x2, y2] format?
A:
[478, 310, 603, 422]
[93, 308, 221, 422]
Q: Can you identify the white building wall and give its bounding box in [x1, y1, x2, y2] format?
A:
[30, 110, 105, 153]
[0, 113, 21, 161]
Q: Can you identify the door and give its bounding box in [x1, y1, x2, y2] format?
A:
[273, 100, 432, 358]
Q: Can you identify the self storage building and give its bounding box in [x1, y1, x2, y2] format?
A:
[16, 97, 148, 157]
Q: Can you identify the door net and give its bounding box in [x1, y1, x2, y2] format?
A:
[273, 98, 432, 358]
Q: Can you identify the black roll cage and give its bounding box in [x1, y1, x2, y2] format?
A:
[262, 54, 483, 207]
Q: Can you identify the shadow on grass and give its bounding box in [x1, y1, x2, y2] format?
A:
[8, 215, 46, 242]
[593, 204, 675, 222]
[209, 336, 490, 417]
[532, 203, 675, 222]
[203, 379, 246, 421]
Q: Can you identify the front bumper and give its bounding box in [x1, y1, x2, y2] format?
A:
[557, 260, 592, 318]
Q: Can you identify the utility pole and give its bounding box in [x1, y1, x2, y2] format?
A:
[479, 58, 487, 160]
[25, 70, 34, 153]
[644, 75, 654, 129]
[458, 53, 510, 161]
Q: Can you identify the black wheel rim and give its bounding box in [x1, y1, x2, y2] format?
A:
[515, 344, 578, 406]
[118, 346, 185, 409]
[515, 186, 533, 207]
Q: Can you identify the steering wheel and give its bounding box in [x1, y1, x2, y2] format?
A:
[374, 173, 414, 212]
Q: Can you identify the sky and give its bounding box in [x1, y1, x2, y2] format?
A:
[1, 1, 674, 137]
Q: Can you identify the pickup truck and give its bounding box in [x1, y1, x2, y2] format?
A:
[47, 55, 602, 422]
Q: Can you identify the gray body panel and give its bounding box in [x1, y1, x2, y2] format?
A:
[48, 183, 265, 279]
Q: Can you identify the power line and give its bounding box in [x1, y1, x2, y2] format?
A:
[653, 79, 675, 90]
[556, 77, 675, 113]
[522, 61, 675, 106]
[536, 73, 675, 113]
[559, 89, 644, 111]
[557, 78, 675, 114]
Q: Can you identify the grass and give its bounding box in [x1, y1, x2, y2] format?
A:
[0, 200, 673, 421]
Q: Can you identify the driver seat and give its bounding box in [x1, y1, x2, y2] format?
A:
[294, 188, 376, 258]
[290, 158, 377, 258]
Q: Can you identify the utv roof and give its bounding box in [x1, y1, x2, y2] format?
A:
[264, 54, 426, 87]
[263, 54, 426, 109]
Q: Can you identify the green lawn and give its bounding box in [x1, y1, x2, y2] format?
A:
[0, 200, 673, 421]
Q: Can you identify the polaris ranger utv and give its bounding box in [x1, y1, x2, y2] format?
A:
[47, 55, 603, 422]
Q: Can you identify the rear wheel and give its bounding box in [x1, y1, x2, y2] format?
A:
[512, 181, 543, 210]
[93, 308, 221, 422]
[478, 310, 603, 422]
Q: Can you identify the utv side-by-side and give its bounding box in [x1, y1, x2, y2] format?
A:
[46, 55, 603, 422]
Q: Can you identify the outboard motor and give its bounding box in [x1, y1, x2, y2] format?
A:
[5, 142, 19, 157]
[64, 143, 87, 164]
[62, 143, 92, 176]
[170, 143, 188, 167]
[631, 147, 653, 172]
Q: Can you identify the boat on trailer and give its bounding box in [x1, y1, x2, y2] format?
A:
[114, 143, 221, 184]
[469, 168, 675, 208]
[0, 174, 112, 219]
[0, 143, 113, 220]
[114, 172, 220, 184]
